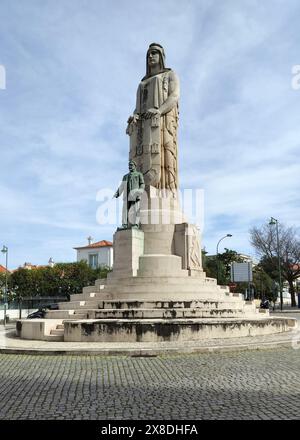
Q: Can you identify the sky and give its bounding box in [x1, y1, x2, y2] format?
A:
[0, 0, 299, 269]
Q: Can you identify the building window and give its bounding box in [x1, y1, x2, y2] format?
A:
[88, 254, 98, 269]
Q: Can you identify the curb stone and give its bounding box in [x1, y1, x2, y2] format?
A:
[0, 328, 298, 356]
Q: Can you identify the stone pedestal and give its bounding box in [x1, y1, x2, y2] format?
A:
[137, 254, 184, 277]
[174, 223, 203, 274]
[139, 186, 187, 226]
[110, 228, 144, 277]
[142, 224, 176, 255]
[141, 222, 203, 273]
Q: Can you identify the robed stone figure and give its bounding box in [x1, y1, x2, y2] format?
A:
[114, 160, 145, 228]
[126, 43, 179, 195]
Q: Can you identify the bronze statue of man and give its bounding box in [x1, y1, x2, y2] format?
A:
[114, 160, 145, 228]
[126, 43, 180, 195]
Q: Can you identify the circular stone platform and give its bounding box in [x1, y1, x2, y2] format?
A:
[2, 320, 300, 355]
[15, 272, 298, 344]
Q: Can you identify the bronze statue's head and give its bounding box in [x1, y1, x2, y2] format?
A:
[129, 160, 137, 172]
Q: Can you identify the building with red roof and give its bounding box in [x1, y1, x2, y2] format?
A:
[74, 237, 113, 268]
[0, 264, 9, 274]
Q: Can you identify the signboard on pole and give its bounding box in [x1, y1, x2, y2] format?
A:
[230, 262, 253, 283]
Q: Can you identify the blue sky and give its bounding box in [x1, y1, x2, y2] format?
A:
[0, 0, 299, 269]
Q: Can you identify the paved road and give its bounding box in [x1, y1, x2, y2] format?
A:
[0, 347, 300, 420]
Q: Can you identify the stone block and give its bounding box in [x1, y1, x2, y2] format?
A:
[137, 254, 184, 277]
[63, 317, 297, 343]
[142, 224, 175, 255]
[174, 223, 203, 271]
[111, 228, 144, 277]
[139, 188, 186, 225]
[16, 319, 63, 340]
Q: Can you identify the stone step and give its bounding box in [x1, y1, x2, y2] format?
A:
[79, 284, 229, 296]
[106, 276, 218, 287]
[73, 312, 88, 318]
[57, 301, 100, 310]
[82, 284, 106, 295]
[102, 284, 228, 295]
[244, 303, 256, 311]
[112, 294, 234, 302]
[70, 292, 98, 301]
[45, 310, 75, 319]
[70, 292, 114, 302]
[45, 310, 87, 319]
[44, 334, 64, 342]
[86, 308, 252, 320]
[57, 324, 65, 329]
[63, 316, 294, 343]
[100, 299, 243, 310]
[50, 329, 64, 336]
[259, 309, 270, 315]
[70, 291, 234, 303]
[232, 293, 244, 299]
[95, 279, 108, 287]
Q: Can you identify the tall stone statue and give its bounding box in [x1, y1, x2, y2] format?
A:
[126, 43, 180, 195]
[114, 160, 145, 229]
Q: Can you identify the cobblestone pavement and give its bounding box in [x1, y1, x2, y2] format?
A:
[0, 347, 300, 420]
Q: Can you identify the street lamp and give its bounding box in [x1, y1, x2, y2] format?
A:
[1, 245, 8, 326]
[269, 217, 283, 311]
[216, 234, 232, 285]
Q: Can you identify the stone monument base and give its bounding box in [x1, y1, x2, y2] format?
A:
[16, 228, 297, 342]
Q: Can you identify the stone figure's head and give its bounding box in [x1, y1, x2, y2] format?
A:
[146, 43, 166, 75]
[129, 160, 137, 172]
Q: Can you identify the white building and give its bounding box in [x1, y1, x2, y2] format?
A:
[74, 238, 113, 269]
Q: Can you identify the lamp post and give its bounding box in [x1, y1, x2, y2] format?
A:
[216, 234, 232, 285]
[269, 217, 283, 311]
[1, 245, 8, 326]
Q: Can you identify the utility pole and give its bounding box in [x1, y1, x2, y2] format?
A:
[216, 234, 232, 285]
[1, 246, 8, 326]
[269, 217, 283, 311]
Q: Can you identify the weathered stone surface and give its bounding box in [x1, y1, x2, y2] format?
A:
[110, 228, 144, 277]
[127, 43, 179, 194]
[63, 317, 295, 343]
[137, 254, 185, 277]
[16, 319, 64, 341]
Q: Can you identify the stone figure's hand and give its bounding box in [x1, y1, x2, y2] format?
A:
[127, 114, 139, 124]
[144, 108, 161, 119]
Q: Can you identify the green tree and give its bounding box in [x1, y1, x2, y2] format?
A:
[203, 248, 245, 285]
[52, 261, 101, 298]
[0, 271, 10, 301]
[252, 264, 274, 301]
[10, 268, 34, 299]
[0, 272, 6, 294]
[218, 248, 244, 282]
[9, 261, 111, 302]
[250, 223, 300, 306]
[202, 249, 219, 279]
